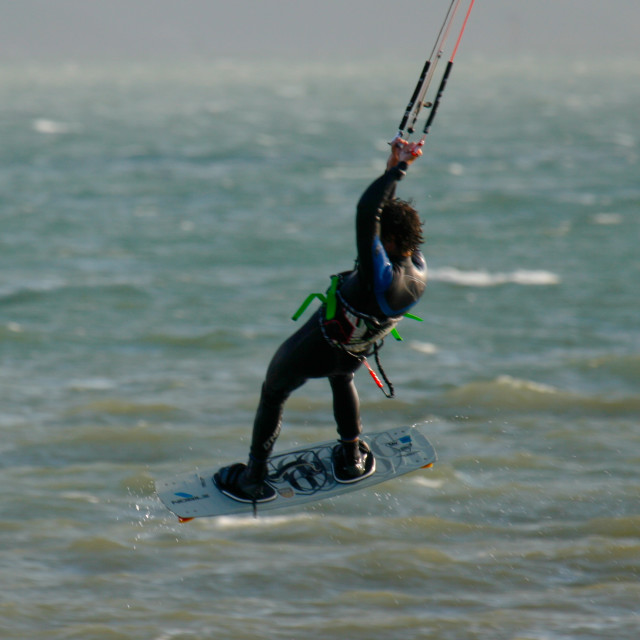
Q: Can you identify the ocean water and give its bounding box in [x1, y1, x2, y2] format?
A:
[1, 57, 639, 639]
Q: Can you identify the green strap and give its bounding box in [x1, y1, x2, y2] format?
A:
[390, 312, 423, 341]
[293, 277, 423, 337]
[291, 293, 326, 321]
[291, 275, 340, 322]
[325, 275, 339, 320]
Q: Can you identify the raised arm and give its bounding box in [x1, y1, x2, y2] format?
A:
[355, 139, 423, 283]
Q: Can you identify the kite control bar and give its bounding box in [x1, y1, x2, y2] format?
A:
[394, 0, 476, 145]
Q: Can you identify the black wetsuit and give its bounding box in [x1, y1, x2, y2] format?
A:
[249, 161, 427, 462]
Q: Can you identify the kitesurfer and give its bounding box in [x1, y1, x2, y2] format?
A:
[215, 138, 426, 503]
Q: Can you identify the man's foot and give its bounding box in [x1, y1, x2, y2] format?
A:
[214, 461, 277, 503]
[332, 439, 376, 484]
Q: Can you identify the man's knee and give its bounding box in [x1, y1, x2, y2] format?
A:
[260, 379, 295, 407]
[329, 372, 356, 390]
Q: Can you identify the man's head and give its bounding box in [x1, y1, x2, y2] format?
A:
[380, 198, 424, 257]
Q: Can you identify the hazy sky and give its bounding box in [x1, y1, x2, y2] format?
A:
[1, 0, 639, 63]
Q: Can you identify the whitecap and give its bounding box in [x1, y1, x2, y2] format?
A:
[32, 118, 77, 135]
[412, 476, 444, 489]
[429, 267, 560, 287]
[410, 341, 438, 355]
[612, 132, 635, 148]
[509, 270, 561, 285]
[0, 275, 68, 300]
[592, 213, 622, 225]
[213, 513, 313, 529]
[60, 491, 101, 504]
[495, 374, 559, 395]
[67, 378, 116, 392]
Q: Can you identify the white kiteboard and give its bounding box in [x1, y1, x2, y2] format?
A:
[156, 425, 436, 520]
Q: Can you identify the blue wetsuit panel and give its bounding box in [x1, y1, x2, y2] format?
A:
[371, 237, 423, 317]
[372, 236, 394, 294]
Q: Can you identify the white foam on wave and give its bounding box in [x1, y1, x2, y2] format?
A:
[495, 374, 559, 395]
[60, 491, 101, 504]
[412, 476, 444, 489]
[448, 162, 464, 176]
[410, 341, 438, 355]
[612, 132, 635, 148]
[0, 275, 67, 300]
[592, 213, 623, 225]
[429, 267, 560, 287]
[67, 377, 117, 392]
[32, 118, 78, 135]
[213, 512, 314, 529]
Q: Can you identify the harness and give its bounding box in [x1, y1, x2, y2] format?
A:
[292, 273, 423, 398]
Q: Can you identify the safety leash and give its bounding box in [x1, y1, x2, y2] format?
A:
[360, 342, 395, 399]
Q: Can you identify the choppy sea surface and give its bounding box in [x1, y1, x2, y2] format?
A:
[1, 56, 639, 639]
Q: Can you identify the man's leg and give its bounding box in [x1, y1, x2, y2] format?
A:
[216, 314, 331, 501]
[329, 372, 361, 442]
[216, 351, 307, 503]
[249, 322, 320, 462]
[329, 371, 376, 483]
[250, 380, 300, 463]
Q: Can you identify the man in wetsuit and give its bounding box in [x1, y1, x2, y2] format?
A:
[215, 138, 426, 503]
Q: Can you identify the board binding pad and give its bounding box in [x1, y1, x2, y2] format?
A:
[156, 425, 436, 520]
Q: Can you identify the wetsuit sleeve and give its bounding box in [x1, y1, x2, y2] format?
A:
[355, 161, 408, 287]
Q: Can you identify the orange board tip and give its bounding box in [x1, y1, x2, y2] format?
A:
[421, 463, 434, 469]
[178, 517, 194, 523]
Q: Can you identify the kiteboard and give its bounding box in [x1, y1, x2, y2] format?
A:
[156, 425, 436, 520]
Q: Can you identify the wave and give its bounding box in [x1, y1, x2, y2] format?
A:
[592, 213, 624, 225]
[67, 378, 117, 392]
[32, 118, 80, 135]
[443, 375, 640, 416]
[409, 341, 438, 355]
[140, 329, 239, 350]
[429, 267, 560, 287]
[0, 322, 30, 341]
[575, 353, 640, 383]
[4, 422, 196, 468]
[66, 399, 181, 418]
[579, 515, 640, 538]
[0, 280, 149, 306]
[0, 277, 67, 304]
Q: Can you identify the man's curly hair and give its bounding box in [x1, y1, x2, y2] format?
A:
[380, 198, 424, 255]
